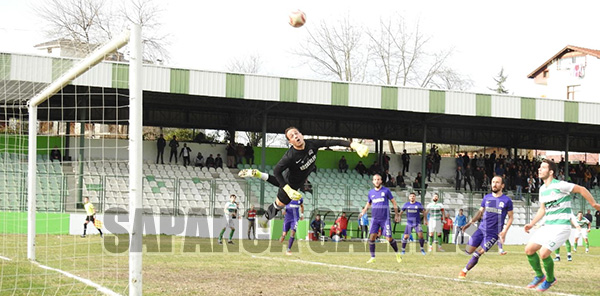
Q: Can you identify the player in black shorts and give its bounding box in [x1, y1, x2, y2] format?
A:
[239, 126, 368, 220]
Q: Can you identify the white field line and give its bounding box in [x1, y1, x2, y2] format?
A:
[0, 254, 121, 296]
[251, 255, 580, 296]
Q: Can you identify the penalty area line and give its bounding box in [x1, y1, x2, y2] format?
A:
[251, 255, 579, 296]
[31, 261, 122, 296]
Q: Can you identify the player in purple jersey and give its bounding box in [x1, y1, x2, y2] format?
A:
[458, 176, 514, 279]
[359, 174, 402, 264]
[398, 192, 426, 255]
[238, 127, 368, 220]
[279, 198, 304, 255]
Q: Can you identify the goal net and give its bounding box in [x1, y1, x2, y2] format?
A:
[0, 27, 139, 295]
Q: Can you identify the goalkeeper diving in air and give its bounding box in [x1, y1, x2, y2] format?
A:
[239, 126, 368, 220]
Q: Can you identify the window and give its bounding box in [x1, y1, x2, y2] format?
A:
[567, 85, 580, 101]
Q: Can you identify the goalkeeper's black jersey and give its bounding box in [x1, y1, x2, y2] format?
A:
[274, 139, 350, 188]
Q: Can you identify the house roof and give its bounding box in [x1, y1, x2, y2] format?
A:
[527, 45, 600, 78]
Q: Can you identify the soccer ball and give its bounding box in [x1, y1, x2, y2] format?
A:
[289, 10, 306, 28]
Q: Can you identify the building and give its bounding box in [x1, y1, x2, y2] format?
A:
[528, 45, 600, 102]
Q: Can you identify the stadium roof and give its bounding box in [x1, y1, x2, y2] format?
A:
[2, 52, 600, 153]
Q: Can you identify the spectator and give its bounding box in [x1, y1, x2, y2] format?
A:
[244, 143, 254, 165]
[383, 170, 395, 187]
[514, 171, 524, 200]
[335, 212, 349, 239]
[236, 143, 245, 166]
[169, 135, 179, 164]
[401, 149, 410, 174]
[179, 143, 192, 167]
[311, 214, 325, 240]
[205, 154, 215, 168]
[50, 146, 62, 163]
[246, 205, 257, 240]
[596, 210, 600, 229]
[463, 164, 473, 191]
[474, 166, 484, 191]
[413, 172, 425, 191]
[455, 166, 463, 191]
[359, 212, 369, 240]
[226, 142, 236, 168]
[454, 209, 467, 244]
[584, 168, 592, 189]
[338, 156, 349, 173]
[194, 152, 204, 167]
[426, 154, 433, 182]
[215, 154, 223, 169]
[584, 209, 593, 226]
[442, 213, 453, 244]
[329, 222, 341, 239]
[156, 134, 166, 164]
[382, 152, 390, 171]
[456, 153, 464, 169]
[396, 171, 406, 188]
[355, 161, 368, 176]
[433, 151, 441, 175]
[369, 161, 382, 176]
[302, 179, 313, 194]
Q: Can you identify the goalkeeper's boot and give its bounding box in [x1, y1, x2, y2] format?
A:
[238, 169, 260, 179]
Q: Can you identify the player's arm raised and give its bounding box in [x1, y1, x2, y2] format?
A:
[524, 203, 546, 233]
[462, 207, 484, 231]
[571, 184, 600, 211]
[315, 139, 368, 158]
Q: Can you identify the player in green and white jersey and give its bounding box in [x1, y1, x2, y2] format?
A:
[424, 193, 445, 252]
[218, 194, 240, 245]
[524, 159, 600, 292]
[573, 211, 591, 253]
[553, 214, 581, 262]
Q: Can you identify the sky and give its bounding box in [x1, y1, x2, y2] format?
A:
[1, 0, 600, 97]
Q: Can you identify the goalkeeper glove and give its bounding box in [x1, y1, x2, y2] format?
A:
[350, 142, 369, 158]
[283, 184, 302, 201]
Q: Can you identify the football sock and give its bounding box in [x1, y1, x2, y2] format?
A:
[265, 202, 283, 220]
[498, 241, 503, 252]
[554, 248, 560, 255]
[565, 240, 571, 252]
[288, 236, 295, 250]
[466, 252, 480, 271]
[83, 223, 87, 235]
[401, 239, 407, 250]
[229, 229, 235, 240]
[527, 253, 544, 278]
[428, 236, 433, 245]
[437, 235, 442, 246]
[419, 238, 425, 248]
[369, 240, 376, 258]
[219, 228, 226, 240]
[97, 228, 103, 235]
[585, 240, 589, 249]
[389, 239, 399, 252]
[542, 256, 555, 282]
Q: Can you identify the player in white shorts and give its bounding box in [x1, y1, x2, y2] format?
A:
[573, 211, 591, 253]
[424, 193, 445, 252]
[524, 160, 600, 292]
[218, 194, 240, 245]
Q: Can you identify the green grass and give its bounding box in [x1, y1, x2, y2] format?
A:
[1, 235, 599, 295]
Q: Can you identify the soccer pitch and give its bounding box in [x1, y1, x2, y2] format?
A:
[1, 235, 599, 295]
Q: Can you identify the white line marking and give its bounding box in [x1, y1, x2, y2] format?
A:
[31, 261, 122, 296]
[251, 255, 580, 296]
[0, 254, 121, 296]
[0, 255, 12, 261]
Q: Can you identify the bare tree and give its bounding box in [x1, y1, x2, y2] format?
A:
[296, 17, 369, 82]
[366, 16, 470, 89]
[227, 53, 262, 74]
[35, 0, 169, 63]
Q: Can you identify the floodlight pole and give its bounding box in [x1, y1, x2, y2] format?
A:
[129, 23, 143, 296]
